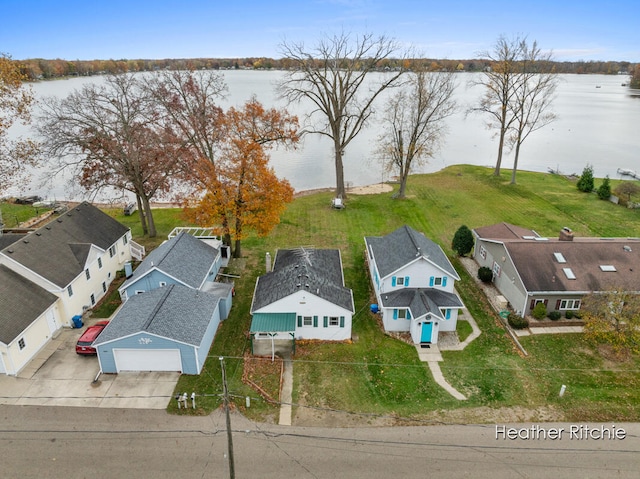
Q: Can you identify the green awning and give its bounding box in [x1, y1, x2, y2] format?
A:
[250, 313, 296, 333]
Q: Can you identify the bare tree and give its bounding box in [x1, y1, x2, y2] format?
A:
[470, 36, 526, 176]
[146, 70, 229, 240]
[507, 41, 558, 184]
[37, 73, 182, 237]
[0, 54, 38, 193]
[278, 32, 405, 199]
[376, 67, 456, 198]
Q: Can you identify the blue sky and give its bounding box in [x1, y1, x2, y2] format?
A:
[2, 0, 639, 61]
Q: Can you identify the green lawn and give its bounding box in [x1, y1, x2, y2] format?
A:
[121, 165, 640, 422]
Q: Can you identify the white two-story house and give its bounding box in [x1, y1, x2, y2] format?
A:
[365, 225, 465, 345]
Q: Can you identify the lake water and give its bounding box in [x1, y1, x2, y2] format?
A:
[7, 71, 640, 201]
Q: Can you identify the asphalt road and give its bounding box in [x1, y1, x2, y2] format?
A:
[1, 405, 639, 478]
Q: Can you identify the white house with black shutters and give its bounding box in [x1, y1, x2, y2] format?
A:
[249, 248, 354, 355]
[365, 225, 464, 345]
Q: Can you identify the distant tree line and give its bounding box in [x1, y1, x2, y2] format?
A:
[14, 56, 638, 81]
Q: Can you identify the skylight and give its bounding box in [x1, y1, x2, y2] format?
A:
[600, 265, 617, 272]
[553, 252, 567, 263]
[562, 268, 576, 280]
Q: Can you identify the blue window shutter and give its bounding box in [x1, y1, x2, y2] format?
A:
[391, 276, 397, 287]
[297, 315, 302, 327]
[405, 276, 410, 286]
[443, 276, 448, 287]
[407, 309, 412, 319]
[323, 316, 328, 327]
[393, 309, 398, 320]
[313, 315, 318, 327]
[445, 309, 451, 319]
[339, 316, 345, 328]
[429, 276, 434, 287]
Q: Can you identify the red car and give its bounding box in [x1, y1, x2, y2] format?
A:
[76, 320, 109, 355]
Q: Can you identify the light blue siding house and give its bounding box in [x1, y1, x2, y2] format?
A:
[94, 285, 221, 374]
[365, 225, 465, 345]
[119, 231, 223, 301]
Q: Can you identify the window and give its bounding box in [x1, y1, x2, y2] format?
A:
[493, 261, 501, 277]
[18, 338, 26, 350]
[90, 293, 95, 305]
[98, 257, 103, 269]
[102, 282, 107, 293]
[559, 299, 581, 310]
[109, 245, 116, 258]
[480, 245, 487, 259]
[397, 309, 407, 319]
[67, 285, 73, 297]
[303, 316, 313, 326]
[85, 269, 91, 280]
[396, 277, 404, 286]
[434, 277, 442, 286]
[329, 316, 339, 326]
[123, 235, 128, 245]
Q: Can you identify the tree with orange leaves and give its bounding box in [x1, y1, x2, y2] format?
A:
[185, 97, 298, 258]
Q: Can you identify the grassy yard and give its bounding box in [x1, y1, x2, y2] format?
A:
[119, 165, 640, 422]
[0, 202, 49, 227]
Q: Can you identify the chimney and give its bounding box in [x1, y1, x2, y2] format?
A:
[559, 227, 574, 242]
[265, 252, 272, 273]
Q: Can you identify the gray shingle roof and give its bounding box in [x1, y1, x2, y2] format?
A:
[0, 202, 129, 288]
[251, 248, 354, 312]
[380, 288, 464, 320]
[365, 225, 459, 279]
[94, 284, 219, 347]
[0, 265, 58, 344]
[120, 231, 219, 291]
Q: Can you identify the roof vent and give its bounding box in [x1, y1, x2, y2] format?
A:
[23, 239, 29, 244]
[623, 245, 632, 252]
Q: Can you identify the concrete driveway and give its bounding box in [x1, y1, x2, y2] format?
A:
[0, 320, 179, 409]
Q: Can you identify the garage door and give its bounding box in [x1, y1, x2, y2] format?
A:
[113, 349, 182, 372]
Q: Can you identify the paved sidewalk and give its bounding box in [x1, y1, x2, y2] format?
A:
[414, 312, 481, 400]
[515, 325, 584, 336]
[278, 355, 293, 426]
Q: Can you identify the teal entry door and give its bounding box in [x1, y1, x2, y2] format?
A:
[421, 322, 433, 343]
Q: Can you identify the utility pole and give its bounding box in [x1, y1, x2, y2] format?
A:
[219, 356, 235, 479]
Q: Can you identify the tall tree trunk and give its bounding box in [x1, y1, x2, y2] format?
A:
[494, 111, 507, 176]
[141, 195, 157, 238]
[397, 156, 409, 199]
[334, 142, 346, 199]
[511, 137, 522, 184]
[135, 194, 148, 235]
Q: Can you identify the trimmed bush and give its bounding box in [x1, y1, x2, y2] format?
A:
[477, 266, 493, 283]
[532, 302, 547, 320]
[508, 313, 529, 329]
[572, 310, 582, 319]
[564, 310, 574, 319]
[452, 225, 474, 256]
[548, 310, 561, 321]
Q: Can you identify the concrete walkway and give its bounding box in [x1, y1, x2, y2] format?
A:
[414, 312, 482, 401]
[278, 355, 293, 426]
[515, 325, 584, 336]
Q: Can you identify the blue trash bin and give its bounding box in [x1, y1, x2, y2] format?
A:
[370, 304, 379, 314]
[72, 315, 83, 328]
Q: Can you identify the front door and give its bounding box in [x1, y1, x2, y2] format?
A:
[421, 322, 433, 343]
